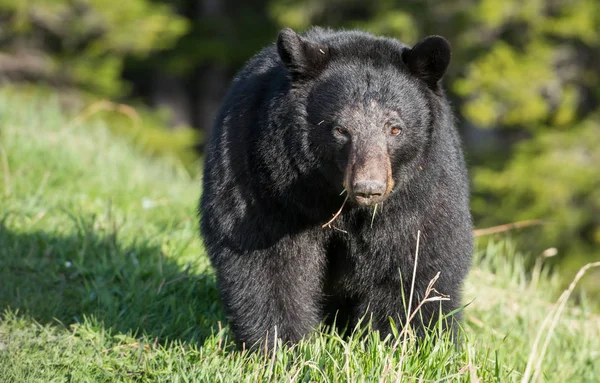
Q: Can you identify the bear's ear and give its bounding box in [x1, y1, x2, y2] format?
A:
[277, 28, 330, 81]
[402, 35, 451, 90]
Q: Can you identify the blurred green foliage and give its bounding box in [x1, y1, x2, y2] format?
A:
[0, 0, 188, 95]
[0, 1, 200, 173]
[452, 0, 600, 276]
[1, 0, 598, 287]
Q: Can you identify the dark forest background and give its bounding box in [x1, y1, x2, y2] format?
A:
[1, 0, 598, 294]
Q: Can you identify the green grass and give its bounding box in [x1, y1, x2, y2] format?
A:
[0, 88, 598, 382]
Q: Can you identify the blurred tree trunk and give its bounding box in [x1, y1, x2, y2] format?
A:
[149, 0, 229, 133]
[192, 0, 228, 139]
[150, 72, 192, 128]
[144, 0, 275, 141]
[193, 64, 229, 139]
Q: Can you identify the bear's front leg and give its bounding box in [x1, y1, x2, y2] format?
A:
[354, 262, 464, 342]
[211, 234, 325, 351]
[358, 280, 454, 339]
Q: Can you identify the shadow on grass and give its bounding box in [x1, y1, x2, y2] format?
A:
[0, 219, 226, 345]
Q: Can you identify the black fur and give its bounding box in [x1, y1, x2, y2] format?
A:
[200, 27, 473, 350]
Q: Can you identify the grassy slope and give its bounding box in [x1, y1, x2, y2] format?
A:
[0, 88, 598, 382]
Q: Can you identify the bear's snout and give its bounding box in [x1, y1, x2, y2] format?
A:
[345, 143, 394, 207]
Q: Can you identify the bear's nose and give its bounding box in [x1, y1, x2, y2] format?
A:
[352, 180, 386, 199]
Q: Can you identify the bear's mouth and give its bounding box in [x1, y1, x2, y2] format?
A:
[345, 174, 395, 207]
[351, 192, 388, 207]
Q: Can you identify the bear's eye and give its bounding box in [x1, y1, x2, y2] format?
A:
[334, 126, 348, 136]
[390, 125, 402, 135]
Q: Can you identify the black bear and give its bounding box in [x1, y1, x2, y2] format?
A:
[200, 27, 473, 350]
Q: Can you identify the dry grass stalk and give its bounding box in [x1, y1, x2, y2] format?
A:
[522, 261, 600, 383]
[395, 272, 450, 350]
[62, 99, 140, 135]
[322, 194, 349, 229]
[473, 219, 545, 237]
[378, 231, 451, 382]
[266, 325, 278, 383]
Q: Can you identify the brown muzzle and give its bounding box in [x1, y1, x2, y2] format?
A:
[344, 142, 394, 206]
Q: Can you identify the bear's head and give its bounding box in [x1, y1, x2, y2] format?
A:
[277, 28, 451, 207]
